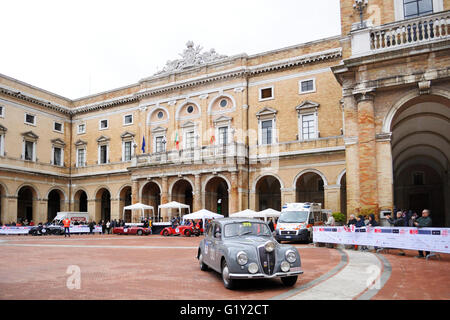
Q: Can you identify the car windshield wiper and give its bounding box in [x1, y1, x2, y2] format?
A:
[238, 231, 254, 236]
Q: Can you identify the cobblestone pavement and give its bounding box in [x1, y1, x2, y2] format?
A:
[0, 235, 448, 300]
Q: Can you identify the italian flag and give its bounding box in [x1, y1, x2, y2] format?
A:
[175, 132, 179, 150]
[210, 135, 215, 144]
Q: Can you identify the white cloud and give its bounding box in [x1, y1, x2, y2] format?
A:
[0, 0, 341, 99]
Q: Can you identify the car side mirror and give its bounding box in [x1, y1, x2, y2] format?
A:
[215, 232, 221, 239]
[272, 231, 277, 237]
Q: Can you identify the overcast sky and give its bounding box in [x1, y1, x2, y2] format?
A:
[0, 0, 341, 99]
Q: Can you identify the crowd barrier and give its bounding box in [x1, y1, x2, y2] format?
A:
[0, 225, 103, 235]
[313, 226, 450, 254]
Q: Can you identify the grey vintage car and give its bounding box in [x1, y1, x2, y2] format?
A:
[197, 218, 303, 289]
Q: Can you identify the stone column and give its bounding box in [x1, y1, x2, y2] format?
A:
[376, 133, 394, 213]
[355, 91, 379, 217]
[281, 188, 295, 206]
[110, 198, 121, 221]
[342, 94, 360, 217]
[4, 196, 18, 224]
[160, 176, 169, 221]
[324, 185, 341, 213]
[229, 172, 239, 215]
[193, 174, 202, 212]
[87, 199, 97, 222]
[131, 179, 140, 204]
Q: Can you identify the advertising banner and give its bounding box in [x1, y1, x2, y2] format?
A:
[313, 226, 450, 254]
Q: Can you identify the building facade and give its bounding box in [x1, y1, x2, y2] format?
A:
[0, 0, 449, 226]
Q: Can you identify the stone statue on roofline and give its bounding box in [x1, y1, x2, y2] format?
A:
[155, 41, 227, 75]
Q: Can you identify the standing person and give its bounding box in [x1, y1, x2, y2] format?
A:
[268, 218, 275, 232]
[387, 211, 405, 227]
[355, 215, 366, 228]
[63, 217, 71, 238]
[106, 220, 111, 234]
[347, 214, 357, 227]
[101, 220, 106, 234]
[148, 218, 152, 235]
[325, 213, 335, 226]
[367, 214, 379, 227]
[414, 209, 433, 258]
[409, 212, 418, 227]
[89, 220, 94, 235]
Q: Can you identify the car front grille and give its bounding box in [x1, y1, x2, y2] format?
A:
[258, 246, 276, 275]
[280, 231, 296, 235]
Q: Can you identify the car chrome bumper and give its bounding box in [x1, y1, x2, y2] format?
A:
[228, 270, 303, 279]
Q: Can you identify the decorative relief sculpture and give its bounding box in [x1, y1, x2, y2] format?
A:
[155, 41, 227, 75]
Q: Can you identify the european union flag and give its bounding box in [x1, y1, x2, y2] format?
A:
[141, 136, 146, 153]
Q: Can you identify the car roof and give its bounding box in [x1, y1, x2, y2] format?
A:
[214, 218, 267, 225]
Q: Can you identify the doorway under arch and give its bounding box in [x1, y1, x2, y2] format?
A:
[17, 186, 37, 223]
[47, 189, 64, 222]
[255, 175, 281, 211]
[295, 172, 325, 205]
[205, 177, 229, 216]
[95, 188, 111, 223]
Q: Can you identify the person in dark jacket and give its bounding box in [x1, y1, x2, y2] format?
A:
[355, 215, 366, 228]
[347, 214, 357, 227]
[367, 214, 379, 227]
[387, 211, 405, 227]
[89, 221, 95, 235]
[268, 218, 275, 232]
[414, 209, 432, 258]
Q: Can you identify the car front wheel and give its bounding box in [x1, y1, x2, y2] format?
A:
[162, 229, 170, 236]
[137, 230, 143, 236]
[281, 276, 298, 287]
[221, 260, 235, 290]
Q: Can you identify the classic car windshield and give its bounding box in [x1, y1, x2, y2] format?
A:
[224, 222, 271, 238]
[278, 211, 309, 223]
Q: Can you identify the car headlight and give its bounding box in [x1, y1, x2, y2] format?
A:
[237, 251, 248, 265]
[286, 250, 297, 263]
[281, 261, 290, 272]
[248, 263, 258, 274]
[264, 241, 276, 253]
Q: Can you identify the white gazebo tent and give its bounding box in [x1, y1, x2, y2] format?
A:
[122, 203, 155, 223]
[158, 201, 191, 222]
[229, 209, 258, 218]
[182, 209, 224, 227]
[257, 208, 281, 222]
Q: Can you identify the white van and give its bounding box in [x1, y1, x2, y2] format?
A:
[52, 212, 90, 225]
[275, 203, 327, 242]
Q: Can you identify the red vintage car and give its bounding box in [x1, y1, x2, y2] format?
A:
[113, 226, 151, 236]
[160, 225, 203, 237]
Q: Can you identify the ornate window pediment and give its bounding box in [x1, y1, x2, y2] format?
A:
[51, 138, 66, 147]
[120, 131, 135, 140]
[22, 131, 39, 141]
[0, 124, 7, 133]
[181, 121, 196, 129]
[151, 126, 168, 134]
[213, 115, 233, 125]
[256, 107, 278, 119]
[96, 135, 110, 144]
[74, 139, 87, 147]
[296, 100, 320, 114]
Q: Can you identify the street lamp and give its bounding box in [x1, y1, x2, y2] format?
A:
[353, 0, 369, 29]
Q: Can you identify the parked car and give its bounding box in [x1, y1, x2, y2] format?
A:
[112, 226, 151, 236]
[160, 225, 203, 237]
[197, 218, 303, 289]
[28, 224, 64, 236]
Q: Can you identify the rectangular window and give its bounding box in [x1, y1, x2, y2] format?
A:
[0, 105, 4, 117]
[259, 87, 274, 101]
[54, 122, 63, 132]
[218, 127, 228, 146]
[24, 141, 34, 161]
[25, 114, 36, 125]
[261, 120, 273, 145]
[124, 114, 133, 125]
[77, 148, 86, 167]
[124, 141, 132, 161]
[78, 123, 86, 134]
[0, 134, 4, 156]
[403, 0, 433, 18]
[53, 147, 62, 166]
[413, 172, 425, 185]
[100, 145, 108, 164]
[300, 79, 315, 94]
[99, 119, 108, 130]
[185, 131, 195, 149]
[302, 114, 316, 140]
[155, 136, 165, 153]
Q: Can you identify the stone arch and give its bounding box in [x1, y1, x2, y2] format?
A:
[73, 188, 88, 212]
[202, 174, 231, 193]
[207, 93, 237, 115]
[95, 187, 112, 223]
[140, 181, 161, 221]
[169, 177, 195, 196]
[147, 105, 170, 125]
[292, 169, 329, 189]
[170, 178, 194, 214]
[46, 188, 66, 222]
[17, 185, 39, 224]
[204, 175, 230, 216]
[336, 169, 347, 187]
[294, 169, 327, 206]
[252, 172, 284, 192]
[15, 183, 41, 199]
[254, 174, 283, 211]
[175, 100, 201, 120]
[0, 181, 9, 224]
[382, 88, 450, 133]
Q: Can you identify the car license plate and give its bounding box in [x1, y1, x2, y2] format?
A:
[291, 267, 302, 272]
[286, 236, 291, 238]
